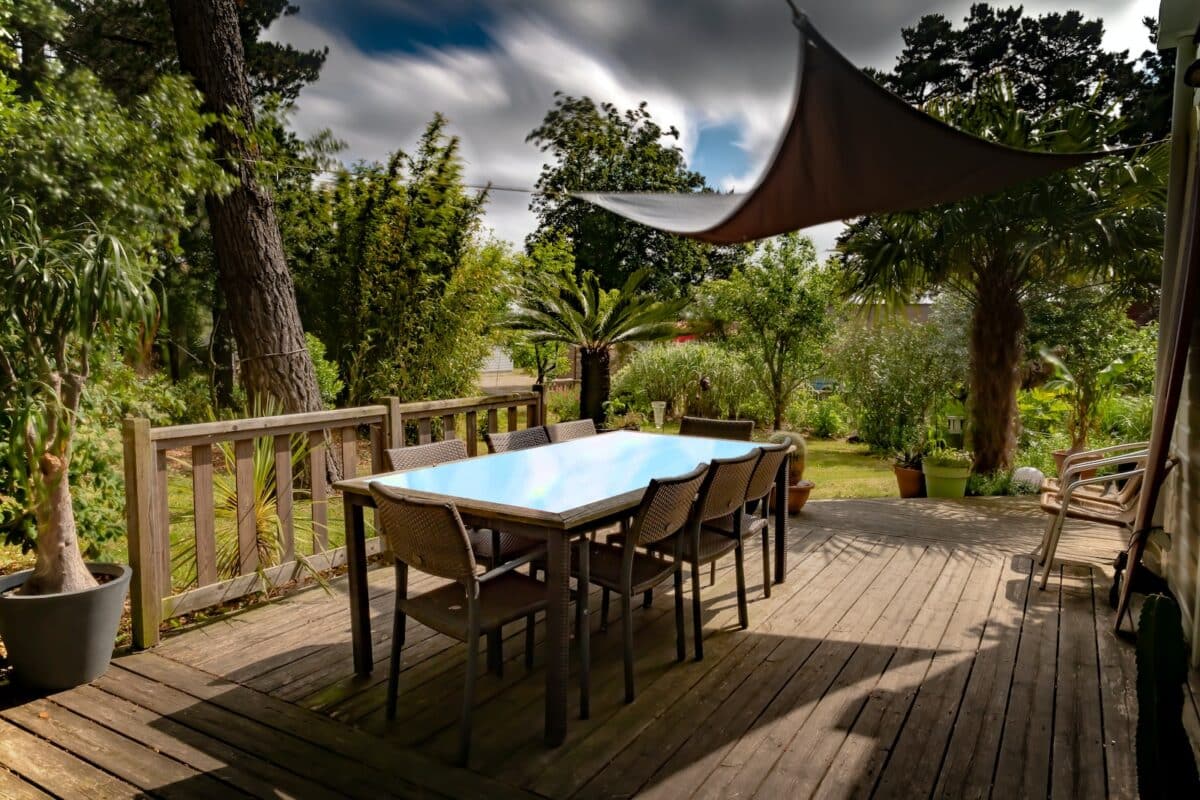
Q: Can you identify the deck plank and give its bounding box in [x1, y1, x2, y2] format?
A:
[0, 717, 141, 799]
[1051, 565, 1106, 800]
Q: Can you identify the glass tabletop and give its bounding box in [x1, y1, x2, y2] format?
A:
[366, 430, 761, 516]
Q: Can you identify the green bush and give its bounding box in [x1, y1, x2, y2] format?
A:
[1099, 394, 1154, 442]
[546, 385, 580, 423]
[925, 446, 973, 469]
[306, 333, 345, 408]
[611, 342, 764, 423]
[810, 395, 850, 439]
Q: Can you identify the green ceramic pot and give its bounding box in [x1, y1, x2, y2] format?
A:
[922, 463, 971, 498]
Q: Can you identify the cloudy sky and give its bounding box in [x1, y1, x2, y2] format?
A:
[267, 0, 1160, 255]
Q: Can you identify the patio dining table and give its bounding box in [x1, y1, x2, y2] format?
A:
[334, 429, 790, 746]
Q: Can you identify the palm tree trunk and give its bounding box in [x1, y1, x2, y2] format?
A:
[20, 451, 96, 595]
[969, 274, 1025, 473]
[579, 347, 611, 425]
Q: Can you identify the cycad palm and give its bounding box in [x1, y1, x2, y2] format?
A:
[509, 269, 686, 424]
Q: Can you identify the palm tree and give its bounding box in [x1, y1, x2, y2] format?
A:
[840, 81, 1165, 473]
[509, 269, 686, 424]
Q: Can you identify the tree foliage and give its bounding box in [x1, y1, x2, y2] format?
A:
[875, 4, 1169, 141]
[527, 93, 746, 296]
[697, 233, 834, 430]
[291, 116, 511, 404]
[840, 80, 1166, 471]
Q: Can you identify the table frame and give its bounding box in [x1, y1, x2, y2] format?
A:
[335, 440, 789, 746]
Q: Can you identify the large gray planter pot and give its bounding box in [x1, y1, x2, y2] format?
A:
[0, 563, 130, 690]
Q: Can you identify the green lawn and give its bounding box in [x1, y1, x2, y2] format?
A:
[803, 439, 897, 499]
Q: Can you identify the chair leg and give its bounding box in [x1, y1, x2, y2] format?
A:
[734, 544, 749, 629]
[1036, 514, 1056, 563]
[761, 527, 772, 598]
[691, 559, 704, 661]
[524, 613, 535, 670]
[673, 569, 685, 663]
[622, 591, 635, 703]
[578, 537, 590, 720]
[387, 609, 406, 720]
[1040, 511, 1068, 590]
[487, 629, 503, 677]
[600, 587, 611, 633]
[643, 589, 653, 608]
[459, 605, 480, 767]
[387, 560, 408, 721]
[710, 561, 716, 586]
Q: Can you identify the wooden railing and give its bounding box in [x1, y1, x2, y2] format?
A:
[123, 389, 544, 649]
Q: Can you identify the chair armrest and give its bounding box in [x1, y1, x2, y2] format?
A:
[1062, 450, 1147, 480]
[1062, 442, 1149, 471]
[477, 547, 547, 583]
[1062, 467, 1146, 505]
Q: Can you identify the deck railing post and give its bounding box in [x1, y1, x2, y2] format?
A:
[122, 416, 162, 649]
[384, 395, 402, 449]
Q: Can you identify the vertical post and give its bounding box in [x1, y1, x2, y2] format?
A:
[274, 435, 294, 564]
[487, 408, 499, 434]
[442, 413, 456, 440]
[123, 417, 161, 649]
[507, 406, 518, 432]
[418, 417, 432, 444]
[155, 449, 171, 593]
[384, 396, 402, 449]
[774, 456, 788, 584]
[533, 383, 546, 427]
[340, 425, 358, 480]
[234, 438, 258, 575]
[345, 493, 373, 675]
[465, 410, 478, 456]
[309, 430, 328, 550]
[192, 444, 218, 587]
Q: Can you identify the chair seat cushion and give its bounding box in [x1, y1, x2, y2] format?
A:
[467, 528, 541, 563]
[703, 513, 767, 538]
[1040, 477, 1120, 503]
[571, 542, 676, 594]
[400, 572, 547, 640]
[646, 529, 739, 564]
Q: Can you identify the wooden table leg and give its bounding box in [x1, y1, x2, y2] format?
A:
[345, 495, 373, 675]
[578, 537, 590, 721]
[544, 532, 570, 746]
[773, 459, 788, 584]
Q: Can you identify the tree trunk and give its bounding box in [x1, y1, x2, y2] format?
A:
[579, 347, 611, 426]
[969, 272, 1025, 473]
[168, 0, 321, 415]
[19, 451, 96, 596]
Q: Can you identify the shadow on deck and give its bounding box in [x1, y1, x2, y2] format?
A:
[2, 497, 1198, 799]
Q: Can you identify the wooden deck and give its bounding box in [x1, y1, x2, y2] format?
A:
[3, 497, 1199, 799]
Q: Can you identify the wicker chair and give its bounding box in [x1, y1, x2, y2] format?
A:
[646, 450, 759, 659]
[546, 418, 597, 443]
[484, 426, 550, 453]
[702, 443, 789, 598]
[572, 463, 708, 705]
[370, 485, 546, 766]
[385, 440, 539, 571]
[679, 416, 754, 441]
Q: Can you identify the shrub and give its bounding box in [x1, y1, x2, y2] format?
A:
[924, 446, 974, 469]
[1099, 395, 1154, 442]
[545, 385, 580, 423]
[810, 395, 850, 439]
[831, 316, 965, 453]
[611, 342, 764, 423]
[306, 333, 345, 408]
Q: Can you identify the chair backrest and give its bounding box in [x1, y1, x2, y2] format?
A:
[630, 463, 710, 547]
[386, 438, 469, 472]
[679, 416, 754, 441]
[743, 443, 790, 504]
[546, 418, 597, 443]
[370, 483, 477, 585]
[695, 450, 760, 523]
[484, 426, 550, 454]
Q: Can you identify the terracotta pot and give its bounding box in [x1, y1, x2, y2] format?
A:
[893, 464, 925, 498]
[1053, 448, 1097, 480]
[769, 480, 814, 514]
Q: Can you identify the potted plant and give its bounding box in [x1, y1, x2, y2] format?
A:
[768, 432, 814, 512]
[893, 446, 926, 498]
[922, 446, 974, 498]
[0, 205, 142, 690]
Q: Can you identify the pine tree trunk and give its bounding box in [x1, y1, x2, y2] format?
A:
[969, 271, 1025, 473]
[168, 0, 321, 415]
[579, 347, 611, 426]
[19, 451, 97, 596]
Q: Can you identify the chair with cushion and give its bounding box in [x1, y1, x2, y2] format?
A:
[573, 463, 708, 705]
[546, 418, 597, 443]
[679, 416, 754, 441]
[484, 426, 551, 453]
[703, 442, 789, 598]
[370, 485, 546, 766]
[646, 450, 759, 660]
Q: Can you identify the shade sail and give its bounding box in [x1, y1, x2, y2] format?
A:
[575, 14, 1111, 244]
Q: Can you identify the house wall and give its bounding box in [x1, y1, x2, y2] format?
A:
[1157, 3, 1200, 666]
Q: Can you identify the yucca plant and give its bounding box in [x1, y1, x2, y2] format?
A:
[508, 269, 686, 424]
